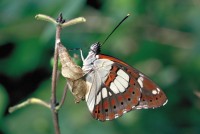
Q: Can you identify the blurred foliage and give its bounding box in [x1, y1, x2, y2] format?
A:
[0, 0, 200, 134]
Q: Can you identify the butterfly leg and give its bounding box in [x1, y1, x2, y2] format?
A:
[79, 48, 85, 61]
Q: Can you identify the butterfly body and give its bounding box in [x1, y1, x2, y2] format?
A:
[82, 42, 167, 121]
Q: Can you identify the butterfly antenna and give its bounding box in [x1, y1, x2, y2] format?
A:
[101, 14, 130, 46]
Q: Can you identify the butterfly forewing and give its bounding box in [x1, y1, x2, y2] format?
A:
[85, 54, 167, 121]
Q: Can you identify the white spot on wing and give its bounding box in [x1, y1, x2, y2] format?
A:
[102, 88, 107, 98]
[143, 106, 148, 109]
[106, 118, 109, 120]
[110, 82, 119, 94]
[138, 77, 144, 88]
[117, 69, 129, 81]
[96, 93, 101, 105]
[109, 92, 112, 96]
[114, 79, 125, 92]
[152, 90, 158, 95]
[116, 76, 128, 88]
[115, 114, 119, 118]
[157, 88, 161, 93]
[123, 110, 127, 113]
[163, 99, 168, 106]
[139, 73, 144, 77]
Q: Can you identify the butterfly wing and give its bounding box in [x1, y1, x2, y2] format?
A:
[85, 54, 167, 121]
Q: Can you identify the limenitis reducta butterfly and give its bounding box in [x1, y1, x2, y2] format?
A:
[80, 15, 167, 121]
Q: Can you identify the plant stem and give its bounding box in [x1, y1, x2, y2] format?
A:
[61, 17, 86, 28]
[35, 14, 58, 25]
[51, 25, 62, 134]
[8, 98, 50, 113]
[56, 82, 68, 110]
[34, 13, 86, 134]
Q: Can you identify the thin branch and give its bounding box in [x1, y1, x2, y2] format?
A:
[35, 14, 58, 25]
[61, 17, 86, 28]
[56, 82, 68, 110]
[35, 14, 86, 29]
[51, 25, 61, 134]
[8, 13, 86, 134]
[34, 13, 86, 134]
[9, 98, 50, 113]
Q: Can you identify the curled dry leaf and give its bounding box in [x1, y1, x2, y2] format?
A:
[58, 43, 87, 103]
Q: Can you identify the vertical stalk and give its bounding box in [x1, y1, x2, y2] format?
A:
[9, 14, 86, 134]
[35, 13, 86, 134]
[51, 25, 62, 134]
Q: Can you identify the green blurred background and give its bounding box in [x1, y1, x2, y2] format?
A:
[0, 0, 200, 134]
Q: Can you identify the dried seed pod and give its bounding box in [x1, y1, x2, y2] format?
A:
[58, 43, 84, 80]
[58, 43, 87, 102]
[67, 79, 87, 103]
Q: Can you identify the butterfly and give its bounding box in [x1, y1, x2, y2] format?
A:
[79, 15, 167, 121]
[80, 42, 167, 121]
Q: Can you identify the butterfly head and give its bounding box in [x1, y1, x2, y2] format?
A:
[90, 42, 101, 54]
